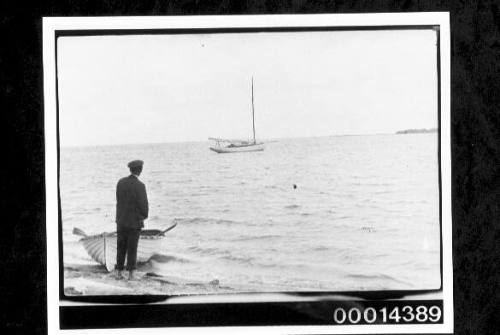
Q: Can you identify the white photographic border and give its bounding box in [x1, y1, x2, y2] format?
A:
[43, 13, 452, 334]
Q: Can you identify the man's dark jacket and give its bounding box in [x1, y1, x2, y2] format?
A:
[116, 175, 148, 229]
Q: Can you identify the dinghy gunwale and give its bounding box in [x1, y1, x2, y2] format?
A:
[77, 229, 166, 241]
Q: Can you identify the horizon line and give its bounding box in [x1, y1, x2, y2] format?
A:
[60, 129, 437, 149]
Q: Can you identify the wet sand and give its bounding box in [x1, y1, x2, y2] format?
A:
[64, 263, 229, 296]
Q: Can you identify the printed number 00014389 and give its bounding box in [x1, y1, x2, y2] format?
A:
[333, 305, 442, 324]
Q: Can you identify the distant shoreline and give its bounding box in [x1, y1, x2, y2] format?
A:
[396, 128, 437, 134]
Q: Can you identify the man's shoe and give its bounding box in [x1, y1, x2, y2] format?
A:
[113, 269, 124, 280]
[128, 270, 138, 281]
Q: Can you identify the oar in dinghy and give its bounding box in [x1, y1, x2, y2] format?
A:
[73, 222, 178, 272]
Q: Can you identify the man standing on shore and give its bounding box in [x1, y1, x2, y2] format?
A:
[115, 160, 148, 280]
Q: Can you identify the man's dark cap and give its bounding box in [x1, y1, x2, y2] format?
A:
[127, 160, 144, 168]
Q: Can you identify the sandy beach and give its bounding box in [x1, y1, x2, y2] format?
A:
[64, 262, 227, 296]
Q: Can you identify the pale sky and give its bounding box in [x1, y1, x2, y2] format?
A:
[57, 29, 438, 147]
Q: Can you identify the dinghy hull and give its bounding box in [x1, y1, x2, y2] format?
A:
[78, 230, 165, 271]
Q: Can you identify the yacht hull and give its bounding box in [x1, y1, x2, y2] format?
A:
[210, 144, 264, 153]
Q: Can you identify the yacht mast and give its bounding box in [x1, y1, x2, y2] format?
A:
[251, 76, 256, 143]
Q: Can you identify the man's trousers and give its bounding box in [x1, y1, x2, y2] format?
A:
[115, 227, 141, 271]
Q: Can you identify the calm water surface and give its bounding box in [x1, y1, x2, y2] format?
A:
[61, 134, 440, 292]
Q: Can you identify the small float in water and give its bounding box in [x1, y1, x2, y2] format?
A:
[73, 222, 177, 272]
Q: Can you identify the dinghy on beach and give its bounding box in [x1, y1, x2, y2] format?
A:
[73, 223, 177, 272]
